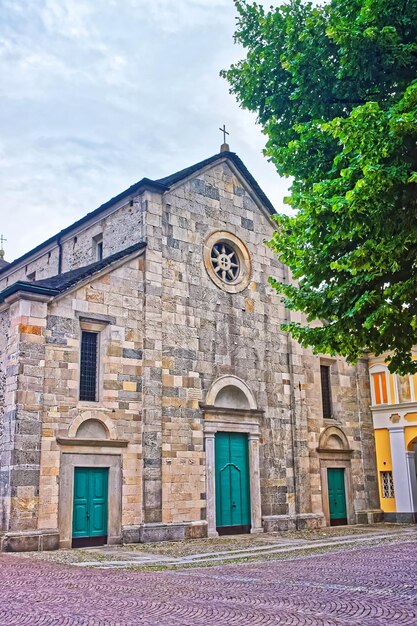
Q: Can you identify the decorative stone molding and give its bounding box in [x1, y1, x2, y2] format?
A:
[317, 425, 351, 454]
[205, 375, 257, 410]
[202, 409, 263, 434]
[56, 437, 128, 448]
[317, 425, 355, 526]
[319, 458, 355, 526]
[203, 231, 252, 293]
[67, 413, 117, 440]
[390, 413, 401, 424]
[202, 377, 263, 537]
[58, 453, 123, 548]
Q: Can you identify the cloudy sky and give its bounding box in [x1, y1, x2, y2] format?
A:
[0, 0, 289, 262]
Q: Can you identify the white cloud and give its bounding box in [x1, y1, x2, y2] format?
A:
[0, 0, 288, 262]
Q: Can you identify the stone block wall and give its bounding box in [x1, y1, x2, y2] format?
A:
[0, 156, 381, 548]
[0, 248, 61, 291]
[0, 196, 146, 289]
[303, 354, 380, 518]
[0, 310, 8, 432]
[0, 309, 10, 530]
[0, 297, 48, 532]
[154, 160, 379, 526]
[158, 162, 306, 523]
[37, 255, 145, 533]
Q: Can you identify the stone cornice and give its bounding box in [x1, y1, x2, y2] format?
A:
[0, 290, 54, 311]
[200, 404, 264, 419]
[56, 437, 129, 448]
[371, 400, 417, 413]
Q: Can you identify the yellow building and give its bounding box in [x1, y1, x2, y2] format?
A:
[369, 355, 417, 522]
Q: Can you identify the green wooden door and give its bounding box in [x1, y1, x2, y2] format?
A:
[327, 468, 347, 526]
[215, 432, 251, 533]
[72, 467, 108, 547]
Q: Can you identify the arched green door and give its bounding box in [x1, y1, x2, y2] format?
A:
[215, 432, 251, 534]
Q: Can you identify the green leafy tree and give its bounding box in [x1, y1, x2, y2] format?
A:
[223, 0, 417, 373]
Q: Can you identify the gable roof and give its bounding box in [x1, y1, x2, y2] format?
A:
[156, 151, 275, 215]
[0, 151, 275, 277]
[0, 241, 146, 304]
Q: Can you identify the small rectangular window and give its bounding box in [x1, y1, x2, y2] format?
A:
[79, 331, 98, 401]
[320, 365, 332, 419]
[93, 234, 104, 261]
[381, 471, 395, 498]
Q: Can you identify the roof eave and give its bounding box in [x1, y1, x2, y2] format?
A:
[0, 180, 165, 279]
[0, 282, 59, 305]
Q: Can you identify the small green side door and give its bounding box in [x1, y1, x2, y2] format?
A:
[72, 467, 108, 547]
[327, 468, 347, 526]
[215, 432, 251, 533]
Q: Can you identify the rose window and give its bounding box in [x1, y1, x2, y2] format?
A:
[204, 232, 251, 293]
[211, 242, 240, 283]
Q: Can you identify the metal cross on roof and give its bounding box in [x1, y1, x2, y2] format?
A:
[219, 124, 230, 144]
[0, 234, 6, 260]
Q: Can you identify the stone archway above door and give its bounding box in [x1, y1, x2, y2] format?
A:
[57, 414, 128, 448]
[205, 375, 257, 410]
[201, 376, 263, 537]
[318, 425, 351, 454]
[317, 425, 354, 526]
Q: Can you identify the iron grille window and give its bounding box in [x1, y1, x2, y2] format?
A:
[320, 365, 332, 419]
[381, 471, 395, 498]
[79, 331, 98, 401]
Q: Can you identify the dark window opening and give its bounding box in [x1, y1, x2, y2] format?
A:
[93, 234, 104, 261]
[79, 331, 98, 401]
[320, 365, 332, 419]
[96, 240, 103, 261]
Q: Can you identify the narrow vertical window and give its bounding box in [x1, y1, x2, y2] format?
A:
[93, 234, 104, 261]
[79, 331, 98, 401]
[320, 365, 332, 419]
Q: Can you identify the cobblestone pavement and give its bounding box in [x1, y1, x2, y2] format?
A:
[1, 541, 417, 625]
[13, 524, 417, 567]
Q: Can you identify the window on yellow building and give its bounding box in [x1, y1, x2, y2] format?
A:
[381, 471, 394, 498]
[372, 372, 388, 405]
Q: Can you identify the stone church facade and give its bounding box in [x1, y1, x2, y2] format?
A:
[0, 149, 381, 551]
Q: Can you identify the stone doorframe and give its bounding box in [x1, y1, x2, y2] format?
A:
[317, 426, 354, 526]
[202, 405, 264, 537]
[58, 451, 123, 548]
